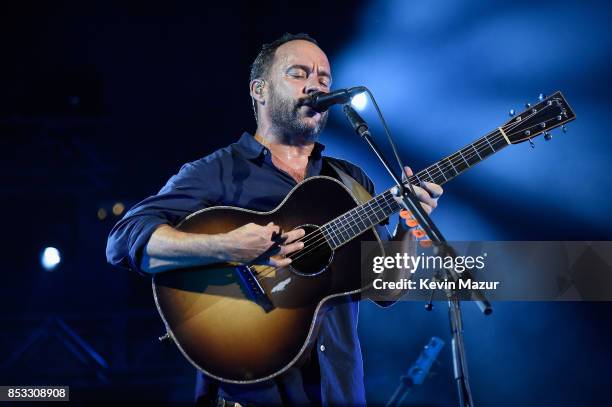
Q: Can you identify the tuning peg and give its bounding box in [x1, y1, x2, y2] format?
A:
[525, 102, 532, 108]
[509, 109, 516, 117]
[529, 138, 535, 148]
[538, 93, 546, 101]
[544, 132, 552, 141]
[562, 125, 567, 133]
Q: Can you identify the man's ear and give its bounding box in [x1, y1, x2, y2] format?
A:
[250, 79, 266, 103]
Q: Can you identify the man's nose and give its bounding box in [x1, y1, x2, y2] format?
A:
[305, 85, 323, 96]
[304, 79, 327, 95]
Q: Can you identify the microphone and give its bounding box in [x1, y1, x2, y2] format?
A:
[301, 86, 367, 112]
[343, 104, 369, 137]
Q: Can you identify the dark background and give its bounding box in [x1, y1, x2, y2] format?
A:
[2, 1, 611, 406]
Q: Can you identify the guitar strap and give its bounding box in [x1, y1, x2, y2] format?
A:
[322, 159, 394, 309]
[322, 159, 374, 206]
[322, 158, 390, 228]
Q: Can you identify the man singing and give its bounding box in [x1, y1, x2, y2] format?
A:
[106, 33, 442, 406]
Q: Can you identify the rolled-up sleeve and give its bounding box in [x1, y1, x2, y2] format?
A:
[106, 157, 222, 274]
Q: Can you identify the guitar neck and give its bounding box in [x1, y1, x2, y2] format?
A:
[410, 127, 510, 186]
[320, 128, 510, 249]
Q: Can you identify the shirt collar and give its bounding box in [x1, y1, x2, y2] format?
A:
[234, 132, 326, 160]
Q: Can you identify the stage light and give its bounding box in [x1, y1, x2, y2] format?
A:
[41, 247, 61, 271]
[97, 208, 107, 220]
[350, 92, 368, 111]
[112, 202, 125, 216]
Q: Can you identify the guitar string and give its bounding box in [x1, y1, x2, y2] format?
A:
[253, 105, 563, 279]
[286, 101, 560, 251]
[282, 105, 552, 253]
[253, 191, 398, 277]
[253, 106, 564, 279]
[285, 192, 399, 263]
[275, 105, 562, 264]
[290, 101, 562, 250]
[418, 102, 561, 183]
[285, 129, 500, 250]
[253, 193, 400, 279]
[254, 120, 560, 280]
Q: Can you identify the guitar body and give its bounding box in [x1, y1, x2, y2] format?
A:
[152, 176, 384, 383]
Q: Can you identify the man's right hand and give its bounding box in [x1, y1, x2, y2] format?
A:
[218, 222, 305, 267]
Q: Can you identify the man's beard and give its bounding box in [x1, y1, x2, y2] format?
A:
[268, 85, 329, 144]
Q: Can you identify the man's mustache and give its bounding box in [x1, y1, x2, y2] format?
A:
[296, 98, 327, 117]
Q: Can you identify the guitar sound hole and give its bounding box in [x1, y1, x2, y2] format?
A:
[289, 224, 333, 276]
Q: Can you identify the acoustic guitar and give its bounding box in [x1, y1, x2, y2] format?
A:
[152, 92, 575, 383]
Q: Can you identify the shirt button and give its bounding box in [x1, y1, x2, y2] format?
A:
[263, 149, 268, 155]
[319, 344, 326, 352]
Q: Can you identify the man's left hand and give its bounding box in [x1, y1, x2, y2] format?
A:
[403, 166, 443, 215]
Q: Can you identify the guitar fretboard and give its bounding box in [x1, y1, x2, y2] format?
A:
[320, 129, 510, 249]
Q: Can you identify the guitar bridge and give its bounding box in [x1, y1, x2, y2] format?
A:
[235, 265, 274, 313]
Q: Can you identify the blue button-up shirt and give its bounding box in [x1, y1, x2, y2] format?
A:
[106, 133, 377, 406]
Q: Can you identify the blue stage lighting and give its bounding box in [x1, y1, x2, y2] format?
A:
[41, 247, 61, 271]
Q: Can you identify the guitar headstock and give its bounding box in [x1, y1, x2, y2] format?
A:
[502, 91, 576, 144]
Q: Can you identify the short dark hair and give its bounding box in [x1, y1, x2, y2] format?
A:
[250, 33, 319, 122]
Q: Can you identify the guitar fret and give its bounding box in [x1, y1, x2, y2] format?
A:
[471, 144, 483, 160]
[432, 172, 444, 185]
[335, 222, 346, 244]
[332, 193, 399, 247]
[361, 204, 373, 228]
[339, 215, 351, 241]
[446, 157, 459, 176]
[367, 200, 380, 224]
[352, 206, 366, 230]
[435, 162, 448, 181]
[321, 226, 336, 248]
[462, 146, 480, 166]
[374, 199, 385, 222]
[354, 203, 368, 235]
[458, 155, 470, 170]
[332, 224, 343, 247]
[442, 158, 456, 178]
[484, 135, 496, 152]
[384, 198, 399, 218]
[423, 167, 434, 183]
[355, 208, 368, 230]
[379, 195, 391, 212]
[334, 203, 371, 246]
[325, 225, 339, 248]
[458, 150, 471, 167]
[344, 212, 358, 236]
[355, 209, 368, 234]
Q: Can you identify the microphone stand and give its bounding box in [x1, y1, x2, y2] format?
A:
[343, 103, 491, 407]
